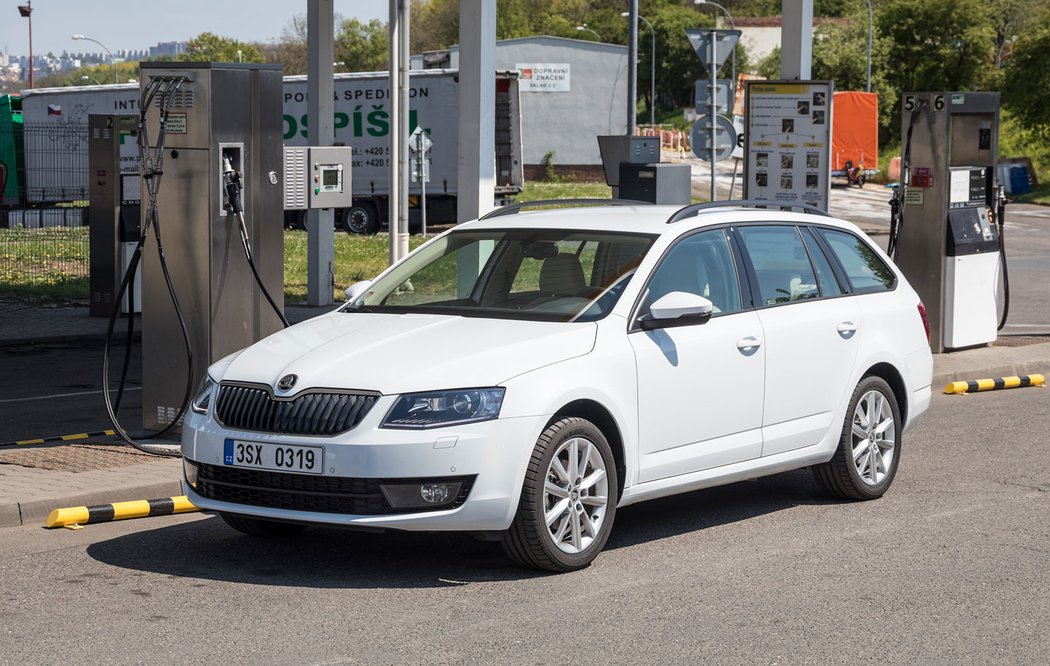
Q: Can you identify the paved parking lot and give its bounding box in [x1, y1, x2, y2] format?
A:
[2, 388, 1047, 663]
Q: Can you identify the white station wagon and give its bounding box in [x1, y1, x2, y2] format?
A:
[182, 200, 933, 572]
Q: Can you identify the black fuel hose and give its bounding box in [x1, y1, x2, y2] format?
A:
[996, 191, 1010, 330]
[101, 76, 192, 458]
[223, 163, 290, 328]
[888, 99, 929, 262]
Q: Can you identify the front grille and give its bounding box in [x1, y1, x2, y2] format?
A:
[194, 463, 475, 515]
[214, 383, 378, 436]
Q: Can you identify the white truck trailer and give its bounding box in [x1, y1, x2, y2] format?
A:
[19, 69, 523, 232]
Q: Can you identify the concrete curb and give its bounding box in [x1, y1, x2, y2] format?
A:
[931, 342, 1050, 391]
[1, 478, 183, 529]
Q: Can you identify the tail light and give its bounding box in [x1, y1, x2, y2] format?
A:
[917, 302, 930, 345]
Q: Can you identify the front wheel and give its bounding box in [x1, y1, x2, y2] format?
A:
[813, 375, 901, 500]
[502, 417, 617, 572]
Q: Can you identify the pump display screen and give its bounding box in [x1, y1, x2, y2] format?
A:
[322, 168, 339, 188]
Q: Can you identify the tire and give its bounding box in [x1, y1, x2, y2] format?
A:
[218, 512, 308, 538]
[343, 203, 380, 235]
[813, 375, 902, 500]
[283, 209, 307, 231]
[502, 417, 618, 573]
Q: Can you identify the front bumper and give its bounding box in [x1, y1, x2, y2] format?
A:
[181, 400, 547, 532]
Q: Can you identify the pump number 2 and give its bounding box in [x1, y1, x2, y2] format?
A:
[223, 439, 323, 474]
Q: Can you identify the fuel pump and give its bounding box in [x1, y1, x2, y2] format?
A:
[102, 63, 356, 455]
[889, 92, 1008, 353]
[102, 63, 288, 455]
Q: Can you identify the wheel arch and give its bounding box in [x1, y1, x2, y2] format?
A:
[548, 399, 626, 503]
[862, 362, 908, 426]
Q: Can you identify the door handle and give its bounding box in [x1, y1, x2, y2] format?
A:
[837, 321, 858, 335]
[737, 335, 763, 350]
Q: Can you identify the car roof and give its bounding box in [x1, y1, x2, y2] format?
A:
[457, 204, 858, 238]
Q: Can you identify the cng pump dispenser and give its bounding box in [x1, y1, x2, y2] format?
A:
[136, 62, 286, 434]
[890, 92, 1006, 353]
[103, 62, 356, 454]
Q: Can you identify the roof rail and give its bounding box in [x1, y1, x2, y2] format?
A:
[479, 198, 650, 220]
[666, 199, 831, 224]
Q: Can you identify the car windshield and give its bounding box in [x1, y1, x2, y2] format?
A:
[343, 228, 656, 322]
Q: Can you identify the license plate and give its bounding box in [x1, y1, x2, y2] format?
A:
[223, 439, 324, 474]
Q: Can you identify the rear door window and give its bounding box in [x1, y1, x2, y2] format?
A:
[819, 229, 896, 293]
[736, 226, 820, 306]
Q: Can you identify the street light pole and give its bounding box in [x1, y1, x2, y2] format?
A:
[622, 12, 656, 127]
[574, 25, 602, 41]
[864, 0, 872, 92]
[17, 2, 33, 89]
[72, 34, 118, 84]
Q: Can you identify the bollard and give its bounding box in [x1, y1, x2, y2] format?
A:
[944, 374, 1045, 395]
[45, 496, 198, 529]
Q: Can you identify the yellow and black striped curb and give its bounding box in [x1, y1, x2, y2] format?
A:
[45, 495, 199, 529]
[944, 374, 1045, 395]
[0, 429, 116, 449]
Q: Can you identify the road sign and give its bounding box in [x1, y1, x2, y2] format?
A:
[685, 29, 741, 70]
[691, 114, 737, 162]
[409, 126, 432, 156]
[695, 79, 733, 115]
[410, 157, 431, 183]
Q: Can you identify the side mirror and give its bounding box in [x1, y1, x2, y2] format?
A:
[640, 291, 713, 330]
[344, 280, 372, 303]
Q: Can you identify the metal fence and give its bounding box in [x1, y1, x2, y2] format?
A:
[1, 121, 91, 306]
[0, 226, 90, 304]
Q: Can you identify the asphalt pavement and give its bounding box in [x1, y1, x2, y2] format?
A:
[1, 388, 1047, 663]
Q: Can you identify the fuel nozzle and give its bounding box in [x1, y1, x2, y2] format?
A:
[222, 154, 244, 215]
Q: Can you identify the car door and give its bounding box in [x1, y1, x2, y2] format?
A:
[628, 228, 765, 483]
[734, 225, 861, 457]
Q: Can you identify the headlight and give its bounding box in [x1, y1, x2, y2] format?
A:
[381, 388, 505, 429]
[191, 376, 216, 414]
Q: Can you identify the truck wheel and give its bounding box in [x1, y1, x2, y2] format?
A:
[501, 417, 617, 573]
[283, 209, 307, 231]
[344, 203, 380, 235]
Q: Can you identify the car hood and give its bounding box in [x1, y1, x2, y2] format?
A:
[218, 312, 598, 395]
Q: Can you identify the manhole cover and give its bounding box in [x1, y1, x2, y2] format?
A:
[0, 443, 158, 473]
[992, 335, 1050, 348]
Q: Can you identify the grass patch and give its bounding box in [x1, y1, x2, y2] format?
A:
[283, 231, 428, 303]
[516, 181, 612, 202]
[0, 227, 90, 303]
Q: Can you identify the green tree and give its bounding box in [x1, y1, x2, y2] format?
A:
[877, 0, 994, 96]
[811, 8, 896, 135]
[264, 14, 309, 76]
[180, 32, 264, 63]
[1002, 5, 1050, 140]
[336, 18, 389, 72]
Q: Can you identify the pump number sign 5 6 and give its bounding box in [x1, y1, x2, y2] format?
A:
[743, 80, 834, 211]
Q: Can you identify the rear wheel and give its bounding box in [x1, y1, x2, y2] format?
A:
[218, 512, 308, 538]
[502, 418, 617, 572]
[813, 375, 901, 500]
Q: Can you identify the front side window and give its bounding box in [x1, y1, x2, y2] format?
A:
[344, 229, 656, 322]
[819, 228, 896, 293]
[737, 226, 820, 306]
[641, 228, 743, 316]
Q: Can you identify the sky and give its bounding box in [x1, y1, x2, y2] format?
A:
[1, 1, 387, 57]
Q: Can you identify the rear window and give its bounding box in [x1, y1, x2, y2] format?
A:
[819, 229, 896, 293]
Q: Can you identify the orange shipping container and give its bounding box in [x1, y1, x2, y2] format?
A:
[831, 91, 878, 173]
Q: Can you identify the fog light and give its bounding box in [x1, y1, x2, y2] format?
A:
[420, 483, 450, 504]
[380, 480, 464, 509]
[183, 459, 199, 487]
